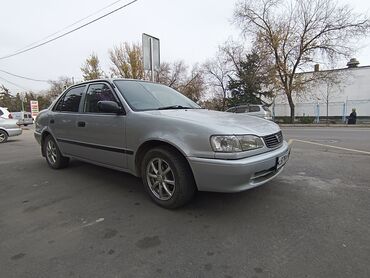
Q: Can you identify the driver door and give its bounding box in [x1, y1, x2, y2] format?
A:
[73, 82, 127, 169]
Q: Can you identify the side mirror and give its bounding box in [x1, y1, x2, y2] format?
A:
[97, 101, 125, 115]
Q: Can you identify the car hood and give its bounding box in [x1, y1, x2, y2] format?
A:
[145, 109, 280, 136]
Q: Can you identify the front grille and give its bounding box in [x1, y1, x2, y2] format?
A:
[263, 131, 283, 148]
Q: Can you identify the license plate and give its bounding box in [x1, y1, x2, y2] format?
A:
[277, 151, 290, 169]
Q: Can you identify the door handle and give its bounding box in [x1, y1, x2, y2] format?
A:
[77, 121, 86, 127]
[50, 119, 55, 124]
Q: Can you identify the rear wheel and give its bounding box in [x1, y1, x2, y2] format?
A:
[0, 130, 8, 143]
[43, 135, 69, 169]
[141, 147, 196, 209]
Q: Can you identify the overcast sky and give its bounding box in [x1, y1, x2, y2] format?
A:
[0, 0, 369, 94]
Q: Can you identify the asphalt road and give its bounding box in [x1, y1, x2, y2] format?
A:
[1, 127, 369, 278]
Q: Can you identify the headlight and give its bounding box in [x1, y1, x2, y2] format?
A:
[210, 135, 264, 152]
[236, 135, 264, 150]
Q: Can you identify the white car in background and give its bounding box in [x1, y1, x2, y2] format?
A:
[0, 107, 13, 119]
[226, 104, 273, 120]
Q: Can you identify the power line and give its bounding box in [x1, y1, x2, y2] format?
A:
[13, 0, 125, 54]
[0, 69, 48, 82]
[0, 75, 29, 91]
[0, 0, 139, 60]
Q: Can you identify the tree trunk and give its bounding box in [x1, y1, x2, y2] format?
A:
[286, 93, 295, 123]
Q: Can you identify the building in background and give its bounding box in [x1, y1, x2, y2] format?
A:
[273, 59, 370, 121]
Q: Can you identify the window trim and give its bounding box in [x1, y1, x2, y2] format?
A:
[81, 82, 125, 115]
[52, 85, 86, 113]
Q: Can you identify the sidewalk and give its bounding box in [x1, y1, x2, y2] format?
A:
[279, 124, 370, 128]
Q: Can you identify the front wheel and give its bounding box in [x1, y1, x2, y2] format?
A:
[43, 135, 69, 169]
[141, 147, 196, 209]
[0, 130, 8, 143]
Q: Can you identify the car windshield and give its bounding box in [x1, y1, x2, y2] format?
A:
[113, 80, 201, 111]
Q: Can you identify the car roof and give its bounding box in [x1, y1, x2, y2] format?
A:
[71, 78, 157, 87]
[229, 104, 262, 109]
[64, 78, 161, 93]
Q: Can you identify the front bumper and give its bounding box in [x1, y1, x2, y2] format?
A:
[188, 141, 290, 192]
[7, 128, 22, 137]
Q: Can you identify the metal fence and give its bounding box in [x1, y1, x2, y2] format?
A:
[273, 99, 370, 123]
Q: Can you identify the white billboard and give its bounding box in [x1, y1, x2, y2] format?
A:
[30, 100, 39, 118]
[142, 33, 160, 72]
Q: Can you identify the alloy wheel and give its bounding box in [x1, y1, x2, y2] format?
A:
[0, 134, 5, 142]
[46, 139, 57, 165]
[146, 158, 176, 201]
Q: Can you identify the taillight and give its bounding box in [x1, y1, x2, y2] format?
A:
[8, 113, 13, 119]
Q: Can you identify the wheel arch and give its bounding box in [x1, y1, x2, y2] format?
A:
[135, 140, 196, 186]
[40, 130, 60, 157]
[0, 128, 9, 136]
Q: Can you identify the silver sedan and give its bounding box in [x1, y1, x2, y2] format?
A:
[34, 79, 290, 208]
[0, 118, 22, 143]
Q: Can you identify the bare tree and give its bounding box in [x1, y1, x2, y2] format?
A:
[203, 53, 231, 110]
[47, 76, 74, 100]
[109, 42, 144, 79]
[155, 61, 187, 89]
[219, 40, 245, 74]
[178, 64, 205, 102]
[81, 53, 104, 81]
[234, 0, 369, 122]
[314, 70, 348, 124]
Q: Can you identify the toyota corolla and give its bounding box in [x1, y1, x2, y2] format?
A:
[34, 79, 290, 208]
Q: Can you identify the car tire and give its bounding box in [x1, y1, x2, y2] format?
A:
[43, 135, 69, 169]
[24, 124, 28, 126]
[0, 130, 8, 143]
[141, 146, 196, 209]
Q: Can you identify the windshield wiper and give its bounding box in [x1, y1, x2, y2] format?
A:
[157, 105, 194, 110]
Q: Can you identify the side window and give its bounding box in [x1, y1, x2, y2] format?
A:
[226, 107, 236, 113]
[55, 86, 85, 112]
[249, 106, 260, 112]
[84, 83, 118, 113]
[0, 110, 3, 116]
[235, 106, 247, 113]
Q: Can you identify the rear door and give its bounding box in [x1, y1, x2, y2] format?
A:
[72, 82, 127, 169]
[50, 85, 85, 156]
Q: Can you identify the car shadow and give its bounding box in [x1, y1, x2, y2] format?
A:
[64, 159, 277, 213]
[3, 139, 21, 143]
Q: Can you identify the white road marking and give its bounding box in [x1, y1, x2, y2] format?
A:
[81, 217, 105, 228]
[291, 139, 370, 155]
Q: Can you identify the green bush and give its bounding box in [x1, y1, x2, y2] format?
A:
[299, 116, 315, 124]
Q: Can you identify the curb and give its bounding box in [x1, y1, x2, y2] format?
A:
[279, 124, 370, 128]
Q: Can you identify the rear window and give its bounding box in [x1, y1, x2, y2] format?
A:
[249, 105, 260, 112]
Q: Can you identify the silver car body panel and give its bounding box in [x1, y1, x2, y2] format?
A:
[0, 118, 22, 137]
[34, 79, 289, 193]
[188, 141, 289, 192]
